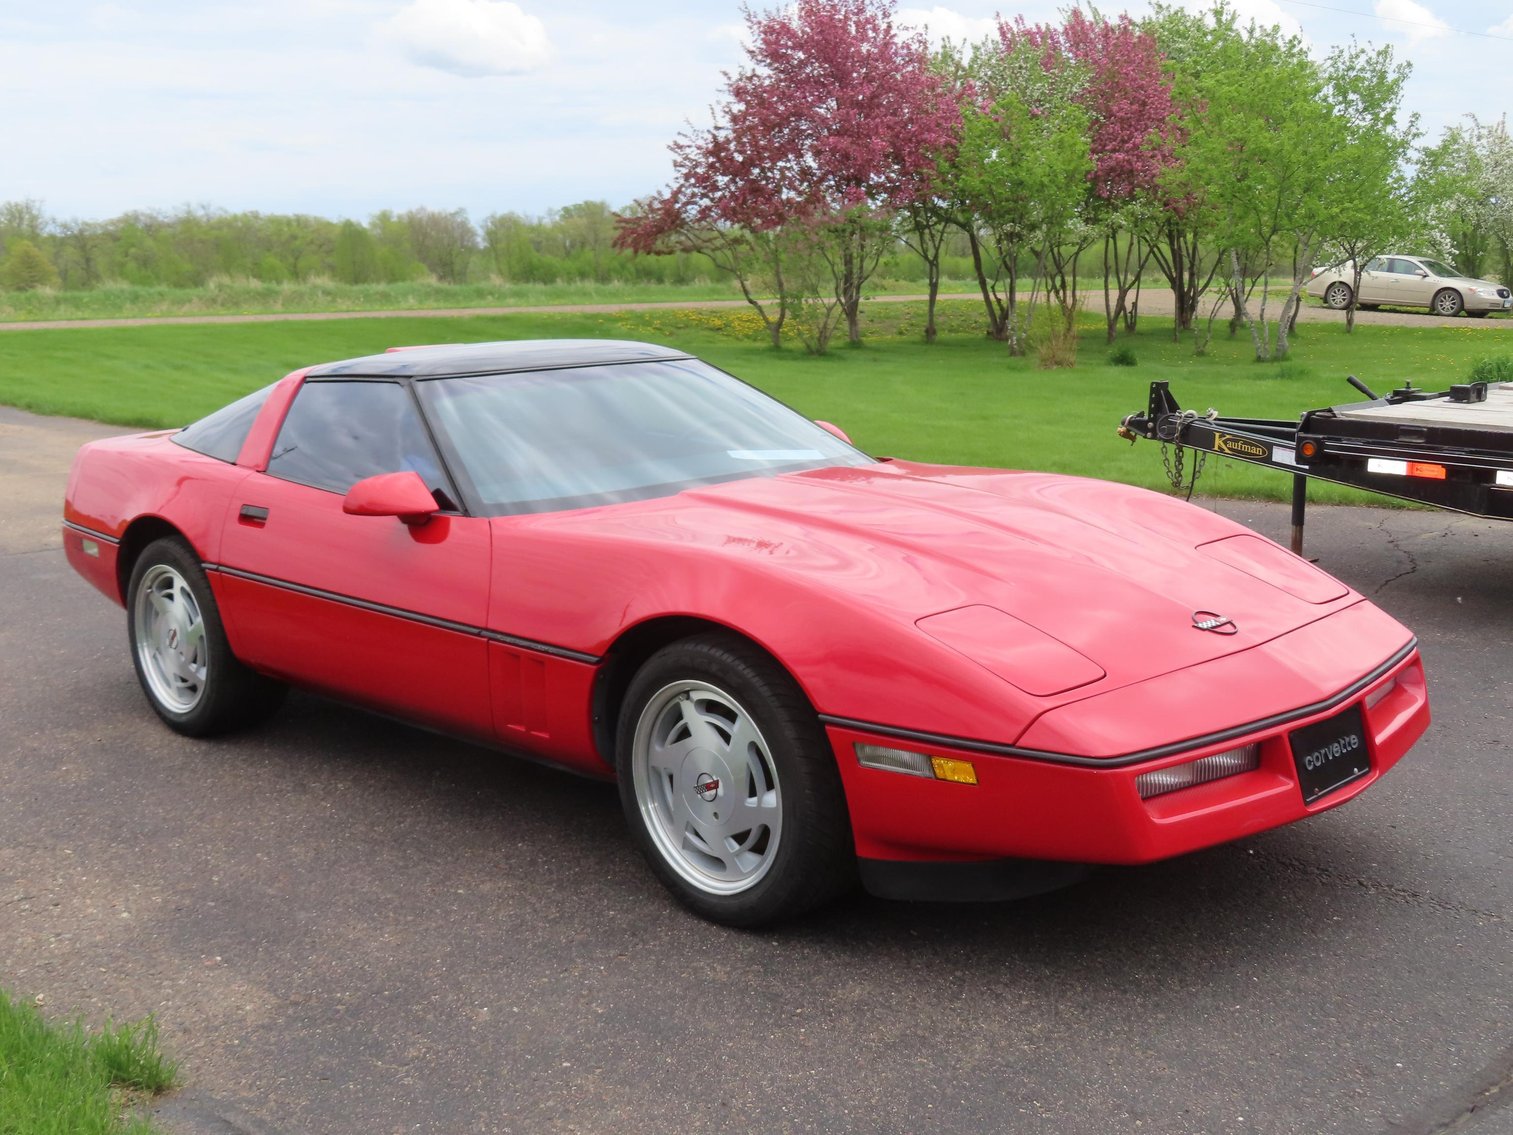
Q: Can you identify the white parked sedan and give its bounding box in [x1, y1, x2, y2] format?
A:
[1307, 255, 1511, 317]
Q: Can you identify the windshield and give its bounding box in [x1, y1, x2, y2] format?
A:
[1418, 259, 1459, 277]
[418, 358, 873, 515]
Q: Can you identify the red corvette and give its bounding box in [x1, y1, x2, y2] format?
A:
[63, 340, 1430, 925]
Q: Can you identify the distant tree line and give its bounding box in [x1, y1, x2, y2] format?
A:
[3, 0, 1508, 366]
[0, 200, 727, 293]
[617, 0, 1513, 358]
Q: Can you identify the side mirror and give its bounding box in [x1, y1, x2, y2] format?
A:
[343, 471, 440, 525]
[815, 420, 852, 445]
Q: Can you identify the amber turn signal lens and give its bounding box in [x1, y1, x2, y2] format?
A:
[929, 757, 979, 785]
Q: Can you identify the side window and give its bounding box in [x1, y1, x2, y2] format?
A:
[266, 380, 450, 497]
[1362, 257, 1386, 273]
[174, 384, 272, 464]
[1389, 258, 1417, 275]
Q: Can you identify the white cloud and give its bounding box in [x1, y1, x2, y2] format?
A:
[1489, 13, 1513, 37]
[380, 0, 551, 77]
[897, 6, 999, 48]
[1373, 0, 1451, 46]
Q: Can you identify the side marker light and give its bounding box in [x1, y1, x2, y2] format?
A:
[855, 744, 977, 785]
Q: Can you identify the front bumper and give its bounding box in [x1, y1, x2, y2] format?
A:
[829, 643, 1428, 892]
[1464, 291, 1513, 314]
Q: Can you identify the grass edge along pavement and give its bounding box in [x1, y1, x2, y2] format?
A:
[0, 989, 178, 1135]
[0, 301, 1508, 510]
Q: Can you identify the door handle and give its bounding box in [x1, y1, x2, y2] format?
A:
[238, 504, 270, 526]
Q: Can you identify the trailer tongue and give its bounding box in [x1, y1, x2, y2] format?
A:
[1118, 379, 1513, 554]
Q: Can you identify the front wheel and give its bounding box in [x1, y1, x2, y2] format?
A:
[128, 538, 285, 736]
[1432, 288, 1464, 317]
[1323, 281, 1353, 310]
[616, 634, 853, 926]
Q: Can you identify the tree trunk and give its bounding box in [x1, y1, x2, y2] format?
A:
[925, 264, 940, 344]
[842, 243, 863, 345]
[1231, 250, 1267, 360]
[1104, 229, 1151, 343]
[967, 229, 1009, 341]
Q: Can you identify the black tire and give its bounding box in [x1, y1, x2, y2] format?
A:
[1323, 281, 1353, 310]
[126, 537, 286, 737]
[615, 633, 854, 926]
[1431, 288, 1464, 317]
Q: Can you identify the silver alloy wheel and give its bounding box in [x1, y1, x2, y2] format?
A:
[629, 679, 783, 895]
[133, 562, 208, 713]
[1325, 281, 1352, 309]
[1432, 288, 1463, 316]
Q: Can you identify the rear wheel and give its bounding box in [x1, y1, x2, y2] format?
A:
[1432, 288, 1464, 317]
[1324, 281, 1353, 310]
[616, 633, 853, 926]
[128, 538, 285, 736]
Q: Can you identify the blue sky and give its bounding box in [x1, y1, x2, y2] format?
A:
[2, 0, 1509, 223]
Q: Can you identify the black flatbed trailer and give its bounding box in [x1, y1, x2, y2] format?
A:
[1118, 378, 1513, 553]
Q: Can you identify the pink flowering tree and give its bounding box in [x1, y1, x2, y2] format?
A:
[999, 13, 1175, 345]
[1045, 11, 1175, 342]
[943, 10, 1173, 356]
[615, 0, 956, 352]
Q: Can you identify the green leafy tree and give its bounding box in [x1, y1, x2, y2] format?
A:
[1308, 44, 1418, 333]
[0, 199, 48, 261]
[1150, 4, 1338, 359]
[554, 201, 617, 282]
[401, 207, 477, 284]
[0, 239, 61, 290]
[333, 220, 380, 284]
[54, 219, 109, 288]
[950, 30, 1091, 353]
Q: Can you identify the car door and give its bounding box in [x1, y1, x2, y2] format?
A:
[1380, 257, 1428, 307]
[1356, 257, 1391, 304]
[212, 378, 496, 738]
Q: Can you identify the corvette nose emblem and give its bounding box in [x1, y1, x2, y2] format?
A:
[694, 773, 721, 802]
[1192, 611, 1238, 635]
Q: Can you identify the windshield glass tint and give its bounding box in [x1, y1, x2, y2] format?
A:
[1418, 259, 1458, 277]
[419, 359, 872, 515]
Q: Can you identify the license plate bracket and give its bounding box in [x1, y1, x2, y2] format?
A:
[1290, 704, 1370, 804]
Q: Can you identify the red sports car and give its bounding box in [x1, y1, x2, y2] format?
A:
[63, 340, 1430, 925]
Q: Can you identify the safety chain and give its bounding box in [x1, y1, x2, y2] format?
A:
[1157, 408, 1218, 498]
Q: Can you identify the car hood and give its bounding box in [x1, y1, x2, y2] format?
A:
[1444, 273, 1505, 291]
[530, 460, 1363, 698]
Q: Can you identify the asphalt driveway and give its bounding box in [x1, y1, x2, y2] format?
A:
[1, 405, 1509, 1135]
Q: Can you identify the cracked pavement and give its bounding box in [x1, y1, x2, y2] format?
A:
[1, 405, 1510, 1135]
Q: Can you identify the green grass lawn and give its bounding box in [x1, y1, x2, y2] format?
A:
[1, 299, 1507, 505]
[0, 993, 176, 1134]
